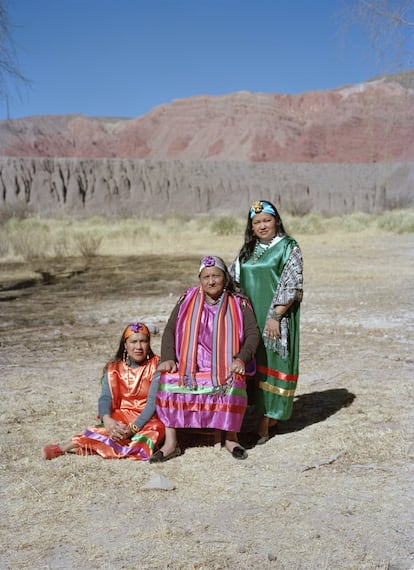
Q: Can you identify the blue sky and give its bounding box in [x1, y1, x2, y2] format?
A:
[2, 0, 412, 120]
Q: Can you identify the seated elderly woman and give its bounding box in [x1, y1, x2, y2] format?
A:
[150, 255, 260, 463]
[43, 322, 165, 461]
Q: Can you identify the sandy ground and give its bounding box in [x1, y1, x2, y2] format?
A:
[0, 232, 413, 570]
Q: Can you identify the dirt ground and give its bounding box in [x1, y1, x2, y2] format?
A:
[0, 232, 413, 570]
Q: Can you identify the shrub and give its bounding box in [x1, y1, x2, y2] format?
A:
[210, 216, 241, 236]
[10, 232, 49, 262]
[8, 221, 51, 262]
[75, 233, 103, 258]
[376, 209, 414, 234]
[286, 213, 325, 235]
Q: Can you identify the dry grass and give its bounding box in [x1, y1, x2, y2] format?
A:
[0, 221, 413, 569]
[1, 209, 413, 264]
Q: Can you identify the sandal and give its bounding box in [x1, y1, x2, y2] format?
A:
[42, 444, 64, 460]
[149, 447, 181, 464]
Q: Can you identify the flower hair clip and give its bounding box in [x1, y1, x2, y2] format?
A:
[198, 255, 227, 276]
[129, 322, 145, 333]
[201, 256, 216, 267]
[124, 322, 150, 339]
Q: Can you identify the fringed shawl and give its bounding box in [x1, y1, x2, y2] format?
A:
[175, 286, 244, 392]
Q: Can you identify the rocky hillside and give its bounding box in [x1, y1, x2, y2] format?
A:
[0, 72, 413, 216]
[1, 75, 413, 163]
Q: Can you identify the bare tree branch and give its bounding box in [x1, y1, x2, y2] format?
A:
[0, 0, 29, 115]
[341, 0, 414, 71]
[361, 0, 414, 27]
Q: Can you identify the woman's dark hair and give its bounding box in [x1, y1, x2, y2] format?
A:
[224, 267, 236, 295]
[238, 200, 285, 263]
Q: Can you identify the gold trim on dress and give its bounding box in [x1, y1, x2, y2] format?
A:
[259, 381, 296, 397]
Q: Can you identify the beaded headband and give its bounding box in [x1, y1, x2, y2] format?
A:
[249, 200, 276, 219]
[199, 255, 227, 276]
[123, 322, 150, 340]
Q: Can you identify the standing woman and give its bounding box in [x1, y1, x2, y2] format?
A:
[43, 322, 165, 461]
[230, 200, 303, 443]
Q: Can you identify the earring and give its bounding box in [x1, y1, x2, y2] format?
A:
[123, 349, 129, 366]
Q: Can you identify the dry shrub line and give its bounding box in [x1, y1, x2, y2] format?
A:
[4, 226, 102, 283]
[0, 210, 413, 265]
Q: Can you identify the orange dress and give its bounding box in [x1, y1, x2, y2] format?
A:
[72, 356, 165, 460]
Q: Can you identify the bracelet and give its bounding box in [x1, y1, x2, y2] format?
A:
[130, 424, 140, 434]
[270, 309, 283, 322]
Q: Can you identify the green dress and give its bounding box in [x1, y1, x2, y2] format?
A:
[239, 236, 302, 421]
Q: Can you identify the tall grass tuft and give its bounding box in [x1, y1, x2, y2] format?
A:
[376, 209, 414, 233]
[7, 219, 51, 262]
[285, 213, 325, 235]
[210, 215, 241, 236]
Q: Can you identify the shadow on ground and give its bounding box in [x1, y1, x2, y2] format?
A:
[278, 387, 356, 433]
[239, 387, 356, 448]
[175, 388, 356, 452]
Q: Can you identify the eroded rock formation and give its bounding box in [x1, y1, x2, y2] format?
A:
[0, 73, 412, 215]
[0, 157, 411, 216]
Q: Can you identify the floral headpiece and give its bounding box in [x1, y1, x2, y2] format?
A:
[124, 322, 150, 340]
[249, 200, 276, 219]
[198, 255, 227, 276]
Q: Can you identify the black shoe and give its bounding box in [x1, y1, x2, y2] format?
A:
[149, 447, 181, 463]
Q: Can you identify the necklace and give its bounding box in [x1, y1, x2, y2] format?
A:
[252, 235, 282, 264]
[124, 358, 144, 395]
[252, 242, 268, 264]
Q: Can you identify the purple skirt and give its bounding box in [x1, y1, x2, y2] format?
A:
[156, 371, 248, 432]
